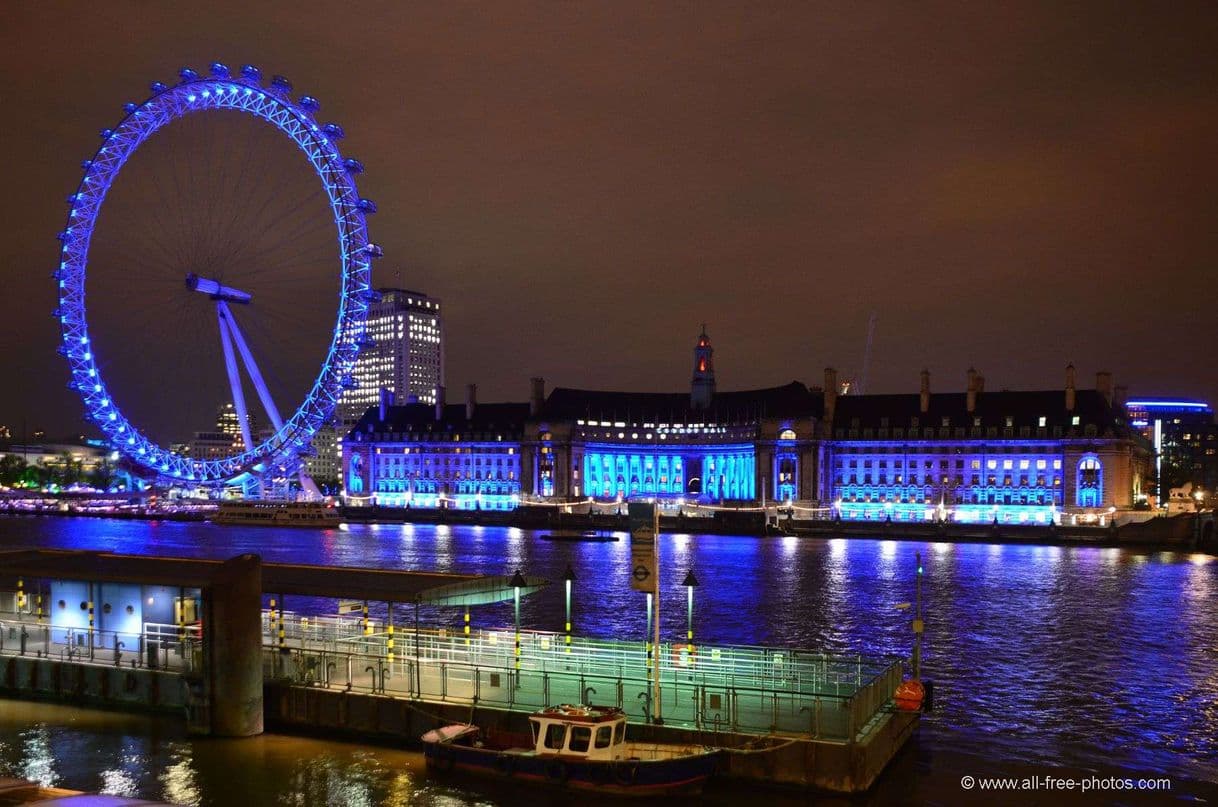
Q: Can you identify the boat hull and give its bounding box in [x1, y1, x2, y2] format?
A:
[424, 743, 720, 797]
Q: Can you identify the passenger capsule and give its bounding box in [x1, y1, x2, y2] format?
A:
[99, 128, 114, 139]
[241, 64, 261, 83]
[150, 81, 168, 94]
[209, 62, 230, 78]
[299, 95, 320, 113]
[343, 158, 365, 174]
[322, 123, 345, 140]
[364, 243, 384, 258]
[271, 75, 292, 93]
[123, 102, 138, 114]
[178, 67, 199, 82]
[357, 198, 377, 214]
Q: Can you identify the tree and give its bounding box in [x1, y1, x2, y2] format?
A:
[0, 454, 27, 486]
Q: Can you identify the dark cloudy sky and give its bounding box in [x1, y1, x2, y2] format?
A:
[2, 2, 1216, 440]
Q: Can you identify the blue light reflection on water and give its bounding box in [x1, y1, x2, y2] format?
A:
[2, 516, 1216, 784]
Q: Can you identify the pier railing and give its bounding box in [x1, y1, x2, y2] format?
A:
[261, 610, 902, 741]
[0, 615, 201, 672]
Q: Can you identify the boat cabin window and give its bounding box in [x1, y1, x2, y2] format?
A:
[530, 722, 539, 746]
[613, 722, 625, 745]
[595, 725, 613, 749]
[568, 726, 591, 753]
[544, 723, 567, 750]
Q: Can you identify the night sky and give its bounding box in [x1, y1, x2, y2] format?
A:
[2, 2, 1216, 441]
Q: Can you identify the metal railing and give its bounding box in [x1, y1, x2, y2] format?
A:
[0, 614, 201, 673]
[262, 609, 902, 741]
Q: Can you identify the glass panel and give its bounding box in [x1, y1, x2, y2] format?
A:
[595, 725, 613, 748]
[568, 725, 591, 753]
[544, 723, 566, 750]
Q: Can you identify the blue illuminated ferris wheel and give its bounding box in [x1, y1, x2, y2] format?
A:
[55, 63, 381, 489]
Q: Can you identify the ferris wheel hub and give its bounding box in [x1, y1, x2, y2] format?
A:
[185, 273, 252, 304]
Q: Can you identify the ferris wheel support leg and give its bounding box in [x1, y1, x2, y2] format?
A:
[216, 303, 255, 455]
[220, 302, 284, 430]
[299, 471, 323, 501]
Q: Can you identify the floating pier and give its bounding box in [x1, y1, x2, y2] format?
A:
[0, 549, 915, 793]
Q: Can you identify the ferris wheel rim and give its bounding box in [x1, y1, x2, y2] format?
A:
[55, 64, 375, 486]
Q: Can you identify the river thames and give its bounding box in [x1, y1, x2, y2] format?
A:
[1, 516, 1216, 804]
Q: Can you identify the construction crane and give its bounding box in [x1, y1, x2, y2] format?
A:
[857, 311, 877, 395]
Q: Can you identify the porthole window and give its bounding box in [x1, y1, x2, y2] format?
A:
[80, 601, 88, 611]
[126, 605, 135, 615]
[103, 603, 112, 614]
[58, 600, 66, 610]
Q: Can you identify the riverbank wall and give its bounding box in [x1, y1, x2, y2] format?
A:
[0, 654, 187, 714]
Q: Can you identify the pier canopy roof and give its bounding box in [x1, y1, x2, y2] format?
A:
[0, 549, 547, 606]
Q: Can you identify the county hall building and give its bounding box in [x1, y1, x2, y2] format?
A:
[342, 329, 1149, 524]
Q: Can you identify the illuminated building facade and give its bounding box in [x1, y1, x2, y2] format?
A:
[339, 288, 443, 427]
[1125, 397, 1216, 504]
[340, 330, 1151, 523]
[822, 367, 1149, 524]
[520, 330, 821, 505]
[343, 386, 527, 511]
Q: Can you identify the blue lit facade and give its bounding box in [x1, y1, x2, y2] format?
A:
[822, 368, 1149, 524]
[343, 396, 529, 511]
[827, 441, 1069, 524]
[341, 341, 1150, 521]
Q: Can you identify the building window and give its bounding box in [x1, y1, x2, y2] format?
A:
[1076, 456, 1102, 507]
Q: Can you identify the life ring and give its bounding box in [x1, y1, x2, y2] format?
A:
[545, 760, 569, 784]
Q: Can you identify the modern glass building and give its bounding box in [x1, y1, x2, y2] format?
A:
[1125, 397, 1215, 505]
[338, 288, 443, 428]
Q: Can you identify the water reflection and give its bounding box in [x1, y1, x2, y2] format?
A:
[1, 516, 1216, 793]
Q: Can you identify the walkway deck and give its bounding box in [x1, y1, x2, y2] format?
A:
[263, 611, 902, 741]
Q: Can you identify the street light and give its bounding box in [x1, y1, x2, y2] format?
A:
[510, 569, 526, 671]
[563, 564, 576, 653]
[682, 569, 699, 653]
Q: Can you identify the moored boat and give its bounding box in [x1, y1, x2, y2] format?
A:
[539, 530, 620, 542]
[212, 500, 341, 527]
[421, 704, 721, 796]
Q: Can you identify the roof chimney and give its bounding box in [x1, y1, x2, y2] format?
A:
[920, 369, 930, 414]
[435, 385, 446, 422]
[966, 367, 978, 414]
[530, 377, 545, 417]
[466, 383, 477, 421]
[378, 387, 394, 422]
[823, 367, 838, 425]
[976, 374, 985, 393]
[1114, 384, 1127, 409]
[1065, 364, 1076, 411]
[1096, 371, 1113, 406]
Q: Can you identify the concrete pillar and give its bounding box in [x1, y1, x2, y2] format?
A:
[204, 554, 263, 737]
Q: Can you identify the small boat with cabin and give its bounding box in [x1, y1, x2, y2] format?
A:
[421, 704, 721, 796]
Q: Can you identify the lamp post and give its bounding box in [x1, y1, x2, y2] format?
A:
[563, 564, 575, 653]
[682, 569, 699, 653]
[510, 569, 526, 672]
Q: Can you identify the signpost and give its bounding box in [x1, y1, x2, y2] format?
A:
[628, 502, 662, 722]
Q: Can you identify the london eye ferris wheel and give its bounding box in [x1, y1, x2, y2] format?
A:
[54, 62, 381, 492]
